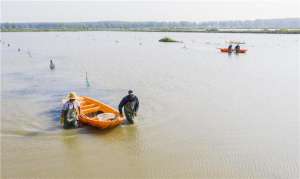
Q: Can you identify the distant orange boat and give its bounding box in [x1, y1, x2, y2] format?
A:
[219, 48, 247, 53]
[79, 96, 124, 129]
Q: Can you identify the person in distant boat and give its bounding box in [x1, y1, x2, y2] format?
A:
[118, 90, 139, 124]
[61, 92, 81, 129]
[234, 44, 240, 53]
[49, 60, 55, 70]
[228, 44, 233, 52]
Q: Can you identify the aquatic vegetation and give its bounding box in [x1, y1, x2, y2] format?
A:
[159, 37, 179, 42]
[205, 28, 219, 32]
[278, 28, 289, 33]
[85, 72, 90, 87]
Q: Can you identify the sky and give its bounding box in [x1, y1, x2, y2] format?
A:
[1, 0, 300, 23]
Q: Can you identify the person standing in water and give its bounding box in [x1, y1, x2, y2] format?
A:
[234, 44, 240, 53]
[228, 44, 233, 53]
[118, 90, 139, 124]
[60, 92, 81, 129]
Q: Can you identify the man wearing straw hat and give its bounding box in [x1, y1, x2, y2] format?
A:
[60, 92, 81, 129]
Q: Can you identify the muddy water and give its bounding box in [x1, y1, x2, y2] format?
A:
[1, 32, 299, 178]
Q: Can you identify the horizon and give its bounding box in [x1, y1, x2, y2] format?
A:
[1, 1, 300, 23]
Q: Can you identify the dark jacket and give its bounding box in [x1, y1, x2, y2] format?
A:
[118, 94, 139, 115]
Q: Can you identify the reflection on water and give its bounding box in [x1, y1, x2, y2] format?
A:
[1, 31, 299, 178]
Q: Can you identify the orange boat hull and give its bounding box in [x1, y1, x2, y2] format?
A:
[78, 96, 125, 129]
[219, 48, 247, 53]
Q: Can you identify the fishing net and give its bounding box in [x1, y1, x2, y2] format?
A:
[97, 113, 116, 121]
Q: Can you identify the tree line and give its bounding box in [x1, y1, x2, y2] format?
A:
[1, 18, 299, 31]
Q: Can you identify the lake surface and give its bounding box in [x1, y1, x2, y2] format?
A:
[1, 31, 299, 178]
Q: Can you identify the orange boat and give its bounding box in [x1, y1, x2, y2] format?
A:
[219, 48, 247, 53]
[78, 96, 125, 129]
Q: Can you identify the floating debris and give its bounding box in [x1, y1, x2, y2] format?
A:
[49, 60, 55, 70]
[18, 48, 21, 52]
[27, 51, 32, 58]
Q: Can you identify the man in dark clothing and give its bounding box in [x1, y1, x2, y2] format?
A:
[119, 90, 139, 124]
[228, 44, 233, 53]
[234, 44, 240, 53]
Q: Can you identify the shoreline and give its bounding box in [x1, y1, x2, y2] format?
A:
[1, 28, 300, 34]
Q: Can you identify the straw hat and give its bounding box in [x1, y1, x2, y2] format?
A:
[66, 92, 79, 100]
